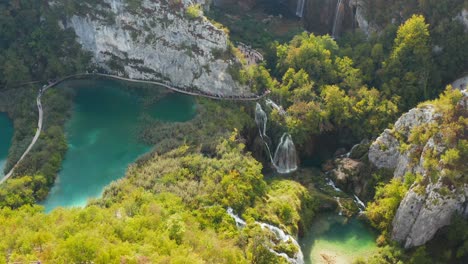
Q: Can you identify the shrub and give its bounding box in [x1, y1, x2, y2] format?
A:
[186, 4, 202, 20]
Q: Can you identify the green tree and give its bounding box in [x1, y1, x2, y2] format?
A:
[367, 178, 408, 241]
[382, 15, 432, 109]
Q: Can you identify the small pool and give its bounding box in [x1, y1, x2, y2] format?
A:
[301, 213, 378, 264]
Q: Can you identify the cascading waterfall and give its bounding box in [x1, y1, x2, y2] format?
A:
[327, 177, 367, 213]
[255, 103, 268, 137]
[255, 103, 297, 174]
[226, 208, 304, 264]
[227, 207, 247, 228]
[354, 194, 366, 212]
[332, 0, 344, 38]
[335, 197, 344, 216]
[265, 99, 286, 116]
[273, 133, 298, 174]
[255, 103, 275, 163]
[295, 0, 306, 18]
[326, 178, 342, 192]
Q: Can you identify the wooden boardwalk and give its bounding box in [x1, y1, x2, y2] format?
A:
[44, 73, 269, 101]
[1, 73, 268, 184]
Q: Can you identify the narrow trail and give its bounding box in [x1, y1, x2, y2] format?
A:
[1, 92, 43, 184]
[0, 73, 268, 184]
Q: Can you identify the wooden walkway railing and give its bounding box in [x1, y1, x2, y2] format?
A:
[43, 73, 270, 100]
[1, 73, 269, 184]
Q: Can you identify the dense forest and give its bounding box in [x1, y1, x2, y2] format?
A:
[0, 0, 467, 263]
[0, 1, 90, 88]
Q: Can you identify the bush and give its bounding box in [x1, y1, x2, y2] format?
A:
[186, 4, 202, 20]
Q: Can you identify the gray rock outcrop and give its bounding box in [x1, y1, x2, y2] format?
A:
[63, 0, 250, 96]
[368, 105, 437, 177]
[392, 182, 467, 248]
[368, 89, 468, 248]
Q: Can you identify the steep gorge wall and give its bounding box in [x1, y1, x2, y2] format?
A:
[60, 0, 250, 96]
[302, 0, 355, 36]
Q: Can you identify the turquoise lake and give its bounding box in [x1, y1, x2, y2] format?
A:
[301, 213, 378, 264]
[0, 113, 14, 176]
[42, 80, 196, 211]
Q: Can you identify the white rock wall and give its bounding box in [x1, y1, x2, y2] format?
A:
[65, 0, 250, 96]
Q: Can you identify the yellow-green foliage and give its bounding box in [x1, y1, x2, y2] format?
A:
[0, 196, 246, 264]
[3, 128, 320, 263]
[0, 175, 46, 208]
[270, 32, 399, 146]
[367, 179, 408, 241]
[0, 134, 308, 263]
[246, 179, 318, 235]
[186, 4, 202, 20]
[413, 87, 467, 185]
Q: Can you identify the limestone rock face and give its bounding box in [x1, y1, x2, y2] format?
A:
[65, 0, 250, 96]
[368, 105, 437, 177]
[392, 183, 467, 248]
[368, 90, 468, 248]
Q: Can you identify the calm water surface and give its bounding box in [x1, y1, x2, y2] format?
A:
[43, 80, 195, 211]
[0, 113, 14, 176]
[301, 213, 378, 264]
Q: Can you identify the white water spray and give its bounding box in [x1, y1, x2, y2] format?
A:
[273, 133, 298, 174]
[332, 0, 344, 38]
[227, 207, 247, 228]
[296, 0, 306, 18]
[326, 178, 342, 192]
[227, 208, 304, 264]
[354, 194, 366, 211]
[335, 197, 344, 216]
[255, 103, 297, 174]
[255, 103, 268, 137]
[265, 99, 286, 116]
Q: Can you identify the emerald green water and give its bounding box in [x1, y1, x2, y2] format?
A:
[43, 80, 195, 211]
[0, 113, 14, 176]
[301, 213, 378, 264]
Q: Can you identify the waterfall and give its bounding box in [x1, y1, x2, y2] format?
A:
[254, 103, 275, 164]
[332, 0, 344, 38]
[326, 178, 342, 192]
[259, 223, 304, 264]
[227, 207, 247, 228]
[353, 194, 366, 211]
[265, 99, 286, 116]
[273, 134, 298, 174]
[255, 103, 297, 174]
[335, 197, 343, 216]
[227, 208, 304, 264]
[255, 103, 268, 137]
[295, 0, 306, 18]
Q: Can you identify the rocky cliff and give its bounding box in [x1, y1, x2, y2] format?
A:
[58, 0, 250, 96]
[368, 88, 468, 248]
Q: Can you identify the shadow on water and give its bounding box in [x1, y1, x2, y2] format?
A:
[0, 113, 14, 176]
